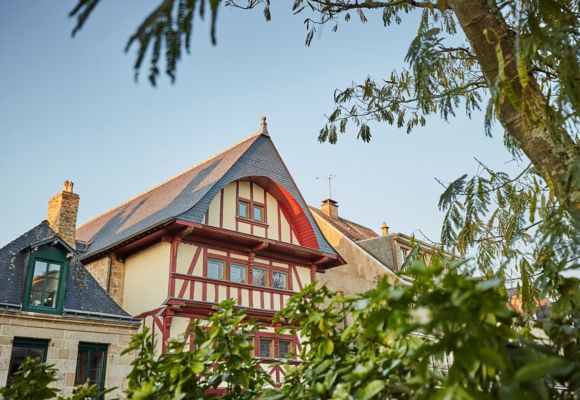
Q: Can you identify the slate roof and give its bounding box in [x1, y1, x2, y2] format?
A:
[356, 236, 396, 270]
[0, 221, 137, 323]
[77, 131, 337, 258]
[309, 206, 379, 242]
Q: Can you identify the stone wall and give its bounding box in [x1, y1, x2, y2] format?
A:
[0, 312, 138, 398]
[85, 255, 126, 306]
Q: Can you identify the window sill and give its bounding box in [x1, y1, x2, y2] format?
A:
[236, 216, 269, 229]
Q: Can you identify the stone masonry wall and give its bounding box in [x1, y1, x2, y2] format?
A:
[0, 312, 138, 398]
[84, 255, 126, 307]
[47, 190, 80, 249]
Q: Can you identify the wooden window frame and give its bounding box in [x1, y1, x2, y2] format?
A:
[252, 266, 269, 287]
[254, 332, 296, 360]
[22, 245, 68, 315]
[272, 270, 288, 290]
[206, 259, 225, 280]
[236, 181, 268, 227]
[75, 342, 108, 395]
[8, 337, 49, 382]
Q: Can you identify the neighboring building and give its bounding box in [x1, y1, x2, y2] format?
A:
[75, 118, 343, 384]
[0, 182, 139, 397]
[311, 199, 437, 295]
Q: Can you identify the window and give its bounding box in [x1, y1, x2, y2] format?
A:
[238, 200, 250, 219]
[252, 205, 264, 222]
[272, 271, 288, 290]
[75, 343, 108, 395]
[207, 259, 224, 280]
[278, 339, 292, 358]
[230, 263, 247, 283]
[28, 260, 62, 308]
[8, 338, 49, 379]
[23, 247, 68, 315]
[252, 267, 268, 286]
[258, 338, 273, 358]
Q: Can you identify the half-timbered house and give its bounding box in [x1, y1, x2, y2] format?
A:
[76, 117, 343, 383]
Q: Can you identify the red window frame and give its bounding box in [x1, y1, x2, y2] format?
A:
[236, 181, 268, 227]
[254, 332, 297, 360]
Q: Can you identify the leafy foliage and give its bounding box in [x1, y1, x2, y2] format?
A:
[123, 299, 271, 399]
[0, 357, 105, 400]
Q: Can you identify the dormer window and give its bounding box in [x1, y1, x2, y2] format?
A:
[22, 244, 68, 314]
[29, 260, 62, 308]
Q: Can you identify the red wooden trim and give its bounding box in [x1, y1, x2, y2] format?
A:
[292, 265, 304, 290]
[250, 181, 254, 236]
[186, 246, 203, 275]
[219, 189, 224, 228]
[168, 237, 181, 298]
[235, 181, 239, 231]
[260, 290, 265, 309]
[310, 264, 316, 281]
[235, 216, 269, 229]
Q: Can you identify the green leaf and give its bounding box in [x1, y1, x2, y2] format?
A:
[191, 360, 204, 374]
[515, 357, 574, 381]
[356, 380, 386, 400]
[323, 339, 334, 355]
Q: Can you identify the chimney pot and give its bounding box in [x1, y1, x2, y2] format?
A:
[47, 180, 80, 248]
[381, 221, 389, 236]
[321, 198, 338, 219]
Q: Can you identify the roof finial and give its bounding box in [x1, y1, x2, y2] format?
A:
[258, 115, 269, 136]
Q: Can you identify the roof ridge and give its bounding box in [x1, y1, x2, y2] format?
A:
[77, 132, 261, 230]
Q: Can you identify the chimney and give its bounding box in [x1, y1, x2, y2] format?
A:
[47, 180, 80, 248]
[321, 198, 338, 219]
[381, 221, 389, 236]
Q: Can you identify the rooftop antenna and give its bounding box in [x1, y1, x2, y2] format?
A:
[316, 174, 336, 199]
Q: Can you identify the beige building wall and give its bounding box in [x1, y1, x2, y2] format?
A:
[205, 181, 299, 244]
[0, 312, 137, 399]
[122, 242, 171, 316]
[312, 213, 399, 296]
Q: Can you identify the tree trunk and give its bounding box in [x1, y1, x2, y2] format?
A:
[449, 0, 578, 215]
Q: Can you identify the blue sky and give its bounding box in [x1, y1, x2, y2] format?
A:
[0, 1, 517, 247]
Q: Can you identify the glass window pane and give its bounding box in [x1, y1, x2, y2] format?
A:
[230, 264, 246, 283]
[29, 290, 44, 307]
[253, 205, 264, 222]
[259, 338, 272, 358]
[9, 340, 48, 379]
[278, 339, 292, 358]
[75, 346, 106, 389]
[238, 201, 249, 218]
[272, 271, 287, 290]
[33, 261, 47, 277]
[252, 268, 267, 286]
[207, 259, 224, 280]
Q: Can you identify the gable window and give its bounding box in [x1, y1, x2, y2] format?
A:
[207, 259, 225, 280]
[252, 205, 264, 222]
[272, 271, 288, 290]
[230, 263, 247, 283]
[75, 343, 108, 394]
[8, 338, 49, 379]
[238, 201, 250, 219]
[252, 267, 268, 287]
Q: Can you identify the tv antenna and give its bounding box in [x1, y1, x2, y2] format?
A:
[316, 174, 336, 199]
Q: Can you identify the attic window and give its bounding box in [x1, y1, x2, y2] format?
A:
[238, 201, 250, 219]
[22, 245, 69, 315]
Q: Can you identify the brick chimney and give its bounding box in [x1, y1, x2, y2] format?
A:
[321, 198, 338, 219]
[381, 221, 390, 236]
[47, 180, 80, 248]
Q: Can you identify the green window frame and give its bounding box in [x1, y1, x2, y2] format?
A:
[8, 338, 49, 381]
[75, 342, 108, 394]
[22, 245, 69, 315]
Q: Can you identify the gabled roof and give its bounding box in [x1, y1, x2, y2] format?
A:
[356, 235, 396, 270]
[77, 129, 337, 258]
[0, 221, 137, 323]
[309, 206, 378, 242]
